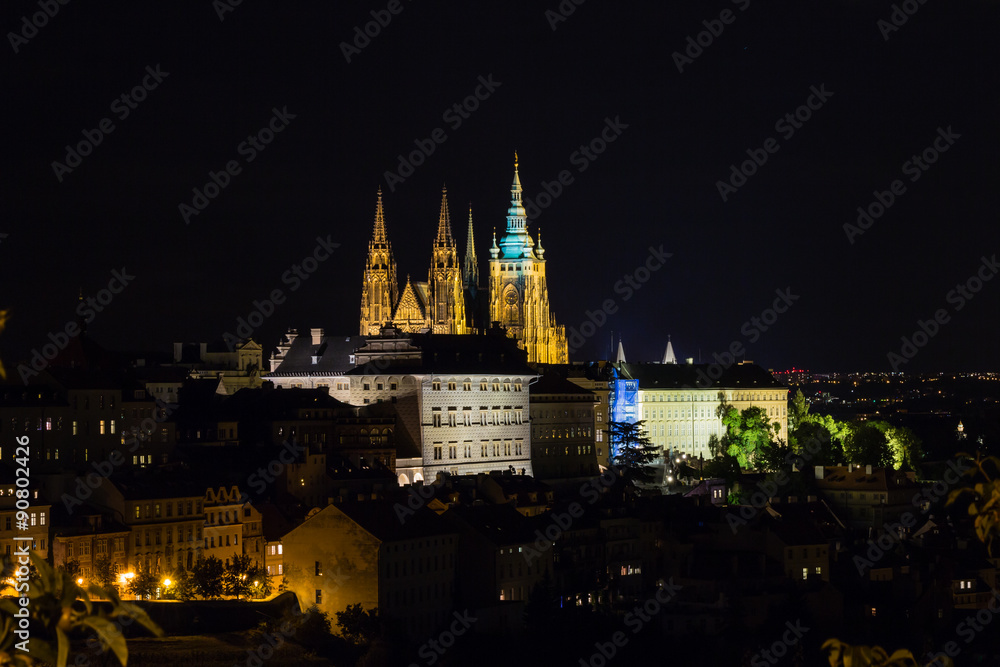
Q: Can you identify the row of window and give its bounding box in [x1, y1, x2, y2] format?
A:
[133, 500, 202, 520]
[66, 537, 124, 557]
[431, 408, 525, 427]
[432, 440, 524, 460]
[2, 512, 46, 530]
[431, 380, 523, 392]
[207, 509, 250, 525]
[537, 445, 594, 456]
[134, 526, 201, 547]
[640, 392, 786, 402]
[532, 409, 593, 419]
[3, 540, 44, 554]
[205, 534, 238, 549]
[533, 427, 594, 440]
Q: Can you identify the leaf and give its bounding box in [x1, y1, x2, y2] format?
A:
[55, 627, 69, 667]
[115, 603, 164, 637]
[79, 616, 128, 666]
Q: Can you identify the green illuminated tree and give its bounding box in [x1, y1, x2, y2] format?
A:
[721, 406, 781, 470]
[843, 421, 892, 468]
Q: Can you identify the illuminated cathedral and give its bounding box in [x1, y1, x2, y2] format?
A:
[359, 156, 568, 363]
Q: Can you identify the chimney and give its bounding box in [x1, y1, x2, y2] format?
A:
[173, 342, 183, 363]
[865, 464, 873, 475]
[814, 466, 825, 480]
[311, 328, 324, 345]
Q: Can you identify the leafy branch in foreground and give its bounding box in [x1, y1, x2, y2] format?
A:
[946, 452, 1000, 556]
[822, 639, 953, 667]
[0, 552, 163, 666]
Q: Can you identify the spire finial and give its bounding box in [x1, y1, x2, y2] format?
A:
[371, 188, 388, 243]
[514, 150, 519, 171]
[436, 187, 453, 245]
[464, 204, 479, 292]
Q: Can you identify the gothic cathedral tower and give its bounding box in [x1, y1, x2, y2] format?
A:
[359, 188, 398, 335]
[428, 187, 466, 334]
[488, 155, 568, 363]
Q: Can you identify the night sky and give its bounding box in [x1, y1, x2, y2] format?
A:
[3, 0, 998, 374]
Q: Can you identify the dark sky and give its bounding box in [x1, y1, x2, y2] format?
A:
[3, 0, 998, 374]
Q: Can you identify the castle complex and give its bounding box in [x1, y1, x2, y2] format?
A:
[359, 156, 568, 364]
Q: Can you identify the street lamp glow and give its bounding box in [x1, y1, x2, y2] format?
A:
[77, 578, 84, 585]
[163, 578, 171, 587]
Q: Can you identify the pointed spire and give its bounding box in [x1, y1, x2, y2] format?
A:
[372, 187, 387, 243]
[615, 339, 626, 364]
[536, 229, 545, 258]
[435, 185, 453, 245]
[463, 203, 479, 291]
[489, 229, 499, 259]
[662, 336, 676, 364]
[507, 153, 526, 230]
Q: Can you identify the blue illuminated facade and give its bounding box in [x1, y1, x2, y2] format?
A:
[608, 367, 638, 460]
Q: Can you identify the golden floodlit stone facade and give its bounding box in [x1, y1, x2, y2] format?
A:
[359, 157, 567, 363]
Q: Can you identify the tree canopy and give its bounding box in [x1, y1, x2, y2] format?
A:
[607, 420, 659, 486]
